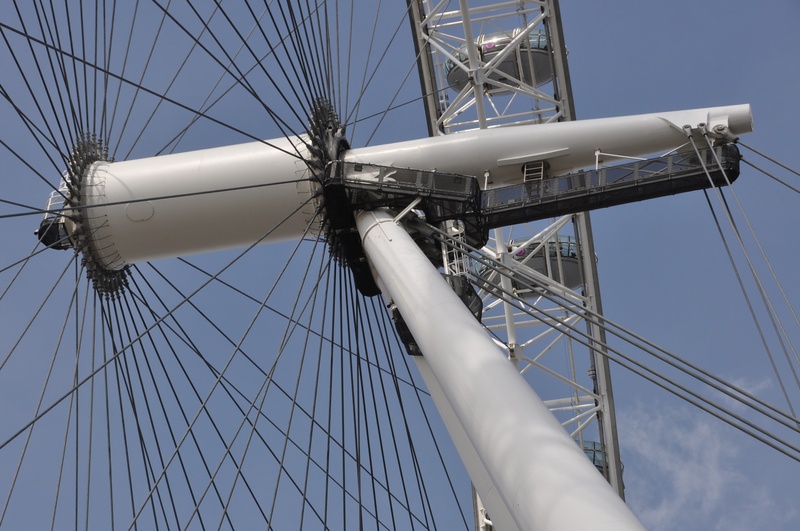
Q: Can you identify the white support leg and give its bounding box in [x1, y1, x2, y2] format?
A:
[356, 208, 644, 531]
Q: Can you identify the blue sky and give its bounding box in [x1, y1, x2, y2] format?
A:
[561, 2, 800, 529]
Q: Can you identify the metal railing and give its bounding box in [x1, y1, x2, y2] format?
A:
[482, 145, 739, 213]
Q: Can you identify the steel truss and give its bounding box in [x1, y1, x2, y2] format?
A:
[406, 2, 625, 525]
[408, 0, 571, 134]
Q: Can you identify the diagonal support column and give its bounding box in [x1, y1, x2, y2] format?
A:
[356, 208, 644, 530]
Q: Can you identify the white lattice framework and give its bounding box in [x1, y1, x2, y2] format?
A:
[407, 1, 626, 514]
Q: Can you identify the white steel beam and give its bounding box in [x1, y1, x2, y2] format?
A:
[343, 104, 752, 184]
[356, 208, 645, 530]
[78, 105, 752, 268]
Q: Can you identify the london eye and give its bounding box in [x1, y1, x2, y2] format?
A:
[1, 1, 798, 529]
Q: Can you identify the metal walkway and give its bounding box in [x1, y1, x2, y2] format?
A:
[323, 144, 739, 296]
[481, 143, 740, 228]
[326, 144, 740, 234]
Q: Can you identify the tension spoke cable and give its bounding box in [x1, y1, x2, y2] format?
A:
[433, 225, 800, 450]
[691, 134, 800, 412]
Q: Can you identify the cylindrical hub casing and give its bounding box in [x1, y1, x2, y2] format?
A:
[81, 136, 319, 268]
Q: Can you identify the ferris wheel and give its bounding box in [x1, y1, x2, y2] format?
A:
[1, 1, 798, 529]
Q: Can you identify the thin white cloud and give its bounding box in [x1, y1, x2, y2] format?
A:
[717, 376, 774, 413]
[618, 403, 797, 531]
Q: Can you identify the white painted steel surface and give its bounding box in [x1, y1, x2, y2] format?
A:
[356, 208, 645, 530]
[79, 104, 751, 268]
[80, 136, 319, 268]
[413, 357, 521, 531]
[345, 104, 752, 185]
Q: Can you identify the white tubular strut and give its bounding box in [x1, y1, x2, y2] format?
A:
[356, 208, 645, 531]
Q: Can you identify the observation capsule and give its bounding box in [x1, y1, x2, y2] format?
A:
[445, 30, 552, 93]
